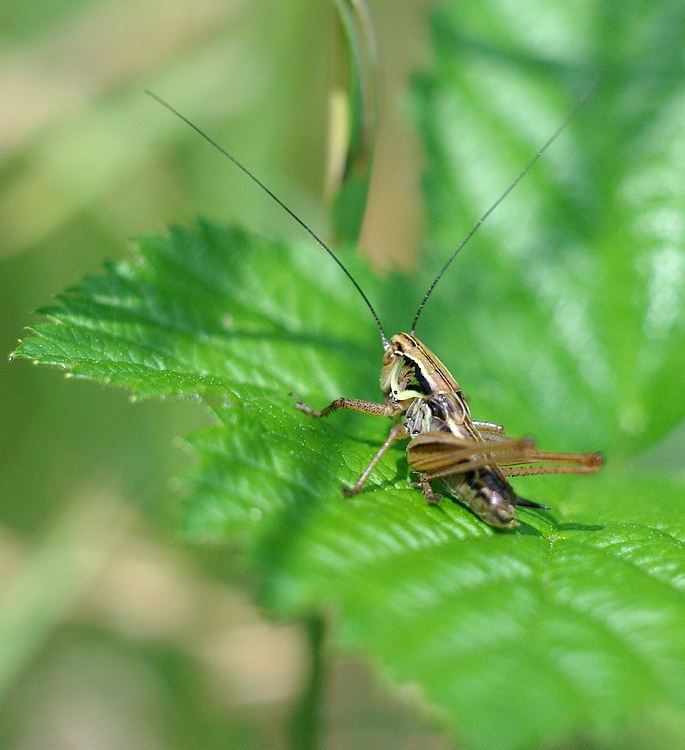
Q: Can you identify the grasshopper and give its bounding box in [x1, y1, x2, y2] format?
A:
[147, 86, 603, 529]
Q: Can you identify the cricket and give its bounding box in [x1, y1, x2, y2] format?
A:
[146, 84, 603, 530]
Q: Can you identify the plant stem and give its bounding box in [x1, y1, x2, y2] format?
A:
[289, 614, 326, 750]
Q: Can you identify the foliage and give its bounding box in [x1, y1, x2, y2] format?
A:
[12, 1, 685, 749]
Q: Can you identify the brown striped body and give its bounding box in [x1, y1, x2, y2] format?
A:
[381, 333, 522, 528]
[295, 331, 601, 528]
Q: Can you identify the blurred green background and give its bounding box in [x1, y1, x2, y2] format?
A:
[0, 0, 442, 747]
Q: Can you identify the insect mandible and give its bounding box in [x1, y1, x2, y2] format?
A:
[147, 84, 603, 529]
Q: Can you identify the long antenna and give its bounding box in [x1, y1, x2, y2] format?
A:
[410, 77, 600, 335]
[145, 90, 389, 349]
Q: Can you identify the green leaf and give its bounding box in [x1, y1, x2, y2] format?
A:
[330, 0, 378, 244]
[12, 3, 685, 750]
[16, 224, 378, 402]
[14, 215, 685, 749]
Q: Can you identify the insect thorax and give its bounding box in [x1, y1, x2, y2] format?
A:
[381, 333, 460, 395]
[380, 332, 473, 437]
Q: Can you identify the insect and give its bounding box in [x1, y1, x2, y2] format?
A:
[147, 85, 603, 529]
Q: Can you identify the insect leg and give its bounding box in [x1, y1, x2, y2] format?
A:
[410, 476, 442, 505]
[471, 422, 603, 476]
[291, 393, 403, 419]
[343, 423, 409, 497]
[473, 421, 506, 438]
[499, 450, 603, 476]
[292, 393, 408, 497]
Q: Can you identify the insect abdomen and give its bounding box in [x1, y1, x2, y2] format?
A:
[443, 468, 519, 528]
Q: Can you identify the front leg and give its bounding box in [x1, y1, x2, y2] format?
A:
[292, 393, 408, 496]
[343, 423, 409, 496]
[291, 393, 403, 419]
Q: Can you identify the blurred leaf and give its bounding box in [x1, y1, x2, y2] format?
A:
[330, 0, 378, 244]
[413, 3, 685, 462]
[0, 495, 132, 699]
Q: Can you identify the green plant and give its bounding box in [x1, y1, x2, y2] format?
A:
[12, 1, 685, 749]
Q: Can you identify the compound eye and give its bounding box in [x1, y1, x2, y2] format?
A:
[382, 349, 395, 366]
